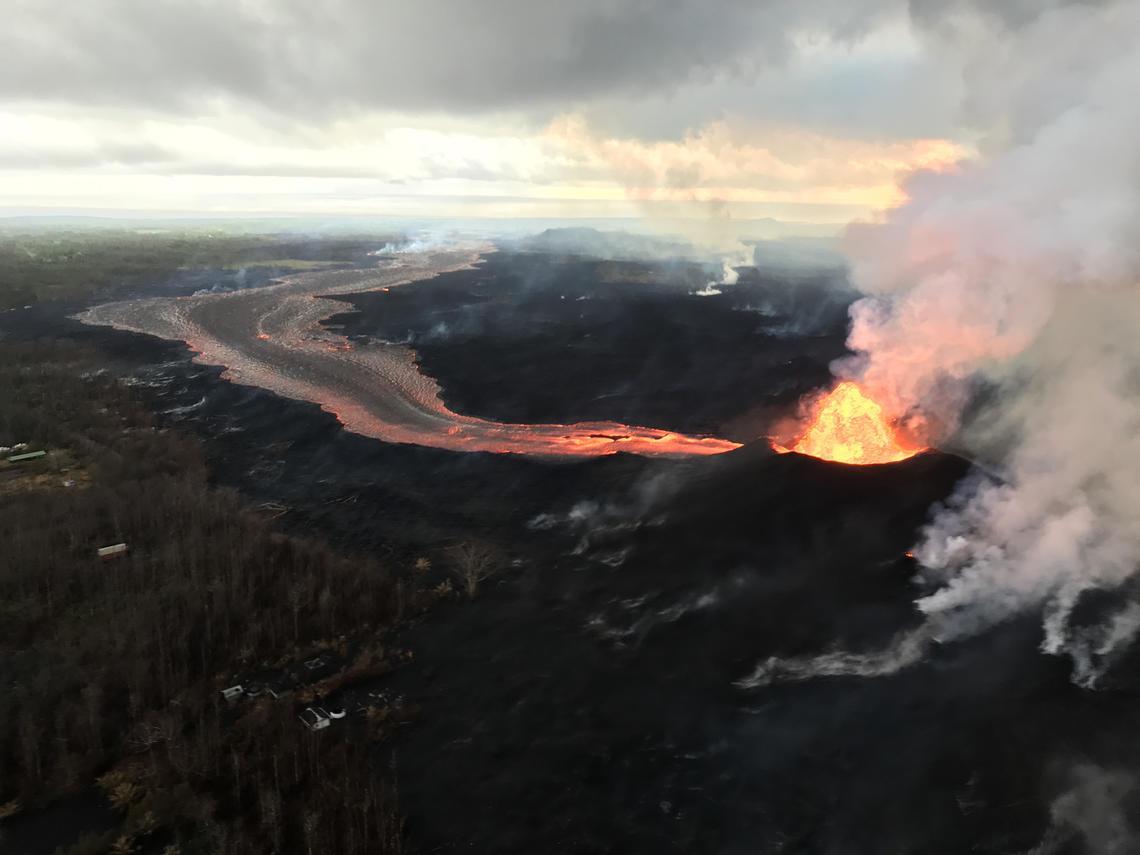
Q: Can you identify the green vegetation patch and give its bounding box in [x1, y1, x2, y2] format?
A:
[0, 227, 396, 309]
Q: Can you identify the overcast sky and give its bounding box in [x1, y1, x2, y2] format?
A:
[0, 0, 1068, 228]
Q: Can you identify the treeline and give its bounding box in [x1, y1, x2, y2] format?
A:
[0, 342, 408, 854]
[0, 229, 393, 309]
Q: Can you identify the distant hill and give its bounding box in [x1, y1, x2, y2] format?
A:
[509, 227, 691, 261]
[507, 226, 846, 273]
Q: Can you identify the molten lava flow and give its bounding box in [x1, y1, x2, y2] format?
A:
[78, 257, 743, 460]
[776, 381, 924, 465]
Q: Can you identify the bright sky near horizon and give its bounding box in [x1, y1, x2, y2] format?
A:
[1, 1, 990, 230]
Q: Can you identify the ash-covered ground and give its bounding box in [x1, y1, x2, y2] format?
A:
[7, 249, 1139, 854]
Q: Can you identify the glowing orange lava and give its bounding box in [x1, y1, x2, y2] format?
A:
[775, 381, 925, 465]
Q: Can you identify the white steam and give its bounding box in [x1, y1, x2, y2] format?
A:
[368, 235, 453, 256]
[1029, 765, 1139, 855]
[841, 1, 1140, 679]
[694, 244, 751, 297]
[734, 626, 931, 689]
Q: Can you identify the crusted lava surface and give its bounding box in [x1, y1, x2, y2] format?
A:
[6, 251, 1140, 854]
[328, 253, 854, 440]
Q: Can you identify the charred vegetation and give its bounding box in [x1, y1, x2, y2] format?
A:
[0, 341, 415, 855]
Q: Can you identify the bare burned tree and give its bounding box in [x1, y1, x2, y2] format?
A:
[0, 341, 407, 854]
[448, 541, 499, 599]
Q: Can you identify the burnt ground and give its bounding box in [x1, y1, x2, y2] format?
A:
[4, 250, 1140, 854]
[327, 253, 855, 440]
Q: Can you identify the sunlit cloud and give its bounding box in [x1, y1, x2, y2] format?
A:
[0, 0, 984, 227]
[0, 106, 969, 226]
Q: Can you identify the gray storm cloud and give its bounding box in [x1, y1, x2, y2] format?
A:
[1, 0, 893, 118]
[838, 0, 1140, 680]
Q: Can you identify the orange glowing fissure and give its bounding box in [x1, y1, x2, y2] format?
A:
[774, 381, 925, 465]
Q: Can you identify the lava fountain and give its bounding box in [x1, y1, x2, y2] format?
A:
[774, 381, 926, 465]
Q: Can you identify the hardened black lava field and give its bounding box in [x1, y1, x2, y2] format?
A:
[4, 251, 1139, 854]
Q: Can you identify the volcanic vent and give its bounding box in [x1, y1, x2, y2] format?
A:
[773, 381, 926, 465]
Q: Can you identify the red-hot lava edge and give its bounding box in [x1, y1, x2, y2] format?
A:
[76, 249, 742, 458]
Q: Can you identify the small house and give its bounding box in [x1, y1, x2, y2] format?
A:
[97, 543, 129, 560]
[8, 450, 46, 463]
[299, 707, 330, 731]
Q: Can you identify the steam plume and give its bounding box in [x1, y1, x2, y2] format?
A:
[841, 1, 1140, 677]
[1030, 764, 1139, 854]
[734, 626, 931, 689]
[695, 243, 752, 296]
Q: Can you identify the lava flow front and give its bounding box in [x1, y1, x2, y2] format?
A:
[774, 381, 925, 465]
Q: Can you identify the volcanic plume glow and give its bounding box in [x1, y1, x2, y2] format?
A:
[775, 381, 925, 465]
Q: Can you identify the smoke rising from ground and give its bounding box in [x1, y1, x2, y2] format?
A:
[734, 626, 931, 689]
[1030, 764, 1140, 855]
[841, 0, 1140, 676]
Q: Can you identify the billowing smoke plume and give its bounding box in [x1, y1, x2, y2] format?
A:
[1031, 764, 1140, 854]
[841, 0, 1140, 678]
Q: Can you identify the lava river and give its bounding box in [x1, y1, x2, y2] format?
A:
[78, 248, 741, 458]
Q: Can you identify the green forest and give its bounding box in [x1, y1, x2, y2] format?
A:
[0, 228, 387, 309]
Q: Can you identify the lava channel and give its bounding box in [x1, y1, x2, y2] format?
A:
[77, 249, 742, 459]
